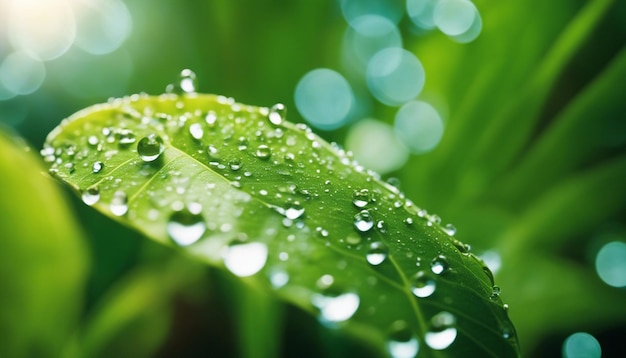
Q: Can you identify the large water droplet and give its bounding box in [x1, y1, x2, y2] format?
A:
[425, 311, 457, 350]
[431, 255, 449, 275]
[443, 223, 456, 236]
[387, 321, 419, 358]
[268, 103, 286, 125]
[255, 145, 271, 160]
[352, 188, 371, 208]
[366, 241, 388, 265]
[81, 186, 100, 206]
[110, 190, 128, 216]
[137, 134, 164, 162]
[167, 208, 206, 246]
[411, 271, 436, 298]
[223, 242, 268, 277]
[92, 161, 104, 173]
[285, 204, 305, 220]
[354, 209, 374, 232]
[178, 68, 197, 94]
[189, 123, 204, 140]
[311, 290, 360, 324]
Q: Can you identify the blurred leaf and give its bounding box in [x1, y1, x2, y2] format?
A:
[0, 129, 88, 357]
[43, 93, 519, 357]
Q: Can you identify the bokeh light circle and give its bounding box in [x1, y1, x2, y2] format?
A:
[345, 118, 409, 174]
[394, 100, 444, 154]
[595, 241, 626, 288]
[295, 68, 354, 130]
[73, 0, 133, 55]
[7, 0, 76, 61]
[366, 48, 425, 106]
[450, 7, 482, 43]
[344, 15, 402, 68]
[339, 0, 405, 25]
[407, 0, 438, 30]
[0, 51, 46, 96]
[433, 0, 477, 36]
[562, 332, 601, 358]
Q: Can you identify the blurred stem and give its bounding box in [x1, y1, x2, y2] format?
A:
[232, 279, 282, 358]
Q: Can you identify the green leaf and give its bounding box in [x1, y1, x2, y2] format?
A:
[0, 129, 88, 357]
[43, 93, 519, 357]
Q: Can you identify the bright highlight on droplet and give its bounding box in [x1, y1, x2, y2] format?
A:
[394, 100, 444, 154]
[343, 15, 402, 68]
[366, 48, 425, 106]
[73, 0, 133, 55]
[345, 119, 409, 174]
[223, 242, 268, 277]
[595, 241, 626, 288]
[295, 68, 353, 130]
[7, 0, 76, 60]
[562, 332, 601, 358]
[312, 291, 360, 323]
[0, 51, 46, 96]
[433, 0, 477, 36]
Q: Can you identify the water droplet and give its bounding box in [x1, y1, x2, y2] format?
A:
[178, 68, 197, 94]
[268, 103, 286, 125]
[387, 321, 419, 358]
[366, 241, 388, 265]
[352, 188, 371, 208]
[431, 255, 449, 275]
[92, 161, 104, 173]
[189, 123, 204, 140]
[167, 207, 206, 246]
[255, 145, 271, 160]
[81, 186, 100, 206]
[87, 135, 99, 146]
[205, 111, 217, 126]
[228, 159, 242, 171]
[110, 190, 128, 216]
[490, 285, 501, 301]
[443, 223, 456, 236]
[137, 134, 165, 162]
[311, 290, 360, 324]
[116, 129, 136, 145]
[425, 311, 457, 350]
[269, 269, 289, 288]
[346, 232, 362, 246]
[404, 217, 414, 225]
[285, 204, 305, 220]
[411, 271, 436, 298]
[354, 209, 374, 232]
[223, 242, 268, 277]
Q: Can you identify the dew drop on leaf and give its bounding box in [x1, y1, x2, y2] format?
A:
[387, 321, 420, 358]
[312, 289, 360, 324]
[223, 242, 268, 277]
[92, 161, 104, 173]
[443, 223, 456, 236]
[137, 134, 164, 162]
[178, 68, 197, 94]
[81, 186, 100, 206]
[167, 207, 206, 246]
[116, 129, 136, 145]
[352, 188, 371, 208]
[354, 209, 374, 232]
[411, 271, 436, 298]
[189, 123, 204, 140]
[205, 111, 217, 126]
[268, 103, 286, 125]
[284, 204, 305, 220]
[425, 311, 457, 350]
[255, 144, 271, 160]
[366, 241, 388, 266]
[110, 190, 128, 216]
[345, 232, 362, 246]
[431, 255, 449, 275]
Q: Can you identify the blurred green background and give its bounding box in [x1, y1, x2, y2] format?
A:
[1, 0, 625, 357]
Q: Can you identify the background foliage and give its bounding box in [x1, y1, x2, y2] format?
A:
[1, 0, 625, 357]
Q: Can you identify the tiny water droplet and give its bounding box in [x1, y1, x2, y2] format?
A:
[411, 271, 436, 298]
[205, 111, 217, 126]
[223, 242, 268, 277]
[425, 311, 457, 350]
[189, 123, 204, 140]
[81, 186, 100, 206]
[255, 145, 271, 160]
[137, 134, 164, 162]
[87, 135, 99, 146]
[366, 241, 388, 266]
[228, 159, 242, 171]
[268, 103, 286, 125]
[92, 161, 104, 173]
[167, 207, 206, 246]
[354, 210, 374, 232]
[117, 129, 136, 145]
[346, 232, 362, 246]
[352, 189, 370, 208]
[431, 255, 449, 275]
[387, 321, 419, 358]
[404, 217, 414, 225]
[110, 191, 128, 216]
[443, 223, 456, 236]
